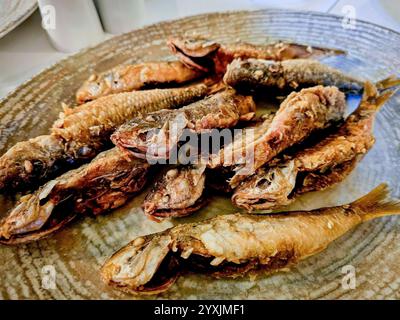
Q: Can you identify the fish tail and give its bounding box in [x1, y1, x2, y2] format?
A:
[351, 183, 400, 221]
[375, 75, 400, 91]
[360, 80, 398, 111]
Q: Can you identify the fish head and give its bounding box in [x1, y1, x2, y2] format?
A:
[101, 234, 180, 295]
[0, 180, 76, 245]
[232, 160, 297, 212]
[143, 165, 207, 218]
[167, 36, 220, 72]
[76, 73, 110, 104]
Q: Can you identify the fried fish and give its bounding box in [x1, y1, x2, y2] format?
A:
[111, 89, 256, 161]
[101, 183, 400, 295]
[215, 85, 346, 187]
[232, 79, 399, 211]
[223, 58, 364, 94]
[168, 36, 345, 74]
[0, 85, 207, 193]
[143, 165, 207, 219]
[76, 61, 204, 104]
[0, 148, 149, 244]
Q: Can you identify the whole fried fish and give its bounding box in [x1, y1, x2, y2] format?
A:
[53, 84, 209, 159]
[112, 89, 256, 161]
[101, 183, 400, 295]
[223, 58, 364, 93]
[214, 85, 346, 187]
[143, 165, 207, 219]
[0, 85, 207, 193]
[232, 79, 399, 211]
[76, 61, 204, 104]
[0, 147, 149, 244]
[168, 36, 345, 74]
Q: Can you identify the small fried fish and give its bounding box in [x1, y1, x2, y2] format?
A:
[112, 89, 256, 161]
[101, 183, 400, 295]
[168, 36, 345, 74]
[223, 58, 364, 94]
[217, 85, 347, 187]
[0, 85, 207, 193]
[76, 61, 204, 104]
[0, 148, 149, 244]
[232, 78, 399, 211]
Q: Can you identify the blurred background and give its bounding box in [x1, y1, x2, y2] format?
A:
[0, 0, 399, 98]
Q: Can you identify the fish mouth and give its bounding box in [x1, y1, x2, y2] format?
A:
[168, 37, 219, 73]
[0, 212, 77, 245]
[101, 233, 280, 295]
[111, 131, 171, 162]
[144, 196, 208, 219]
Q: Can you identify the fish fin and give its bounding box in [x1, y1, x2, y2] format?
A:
[351, 183, 400, 221]
[361, 81, 398, 111]
[375, 75, 400, 91]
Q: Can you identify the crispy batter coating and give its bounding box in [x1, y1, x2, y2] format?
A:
[53, 84, 209, 159]
[222, 85, 346, 187]
[0, 148, 149, 244]
[112, 89, 256, 161]
[223, 58, 364, 93]
[76, 61, 204, 104]
[0, 85, 207, 193]
[101, 184, 400, 295]
[232, 81, 398, 211]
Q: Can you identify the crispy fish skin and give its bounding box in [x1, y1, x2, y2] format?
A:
[0, 148, 149, 244]
[223, 58, 364, 93]
[208, 113, 275, 169]
[53, 84, 209, 159]
[0, 85, 207, 193]
[168, 36, 345, 74]
[232, 80, 398, 211]
[224, 85, 346, 187]
[76, 61, 204, 104]
[101, 183, 400, 295]
[112, 89, 256, 160]
[143, 165, 207, 219]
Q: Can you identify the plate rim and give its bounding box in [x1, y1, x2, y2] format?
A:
[1, 8, 400, 107]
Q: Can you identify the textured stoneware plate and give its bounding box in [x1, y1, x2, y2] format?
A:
[0, 9, 400, 300]
[0, 0, 37, 39]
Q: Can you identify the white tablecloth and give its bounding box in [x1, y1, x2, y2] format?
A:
[0, 0, 399, 99]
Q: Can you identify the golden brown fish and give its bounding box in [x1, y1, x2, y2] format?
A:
[0, 148, 149, 244]
[232, 79, 399, 211]
[0, 85, 207, 193]
[223, 58, 364, 94]
[168, 36, 345, 74]
[213, 85, 347, 187]
[143, 165, 207, 219]
[111, 89, 256, 161]
[208, 113, 275, 169]
[101, 183, 400, 295]
[76, 61, 204, 104]
[53, 84, 209, 159]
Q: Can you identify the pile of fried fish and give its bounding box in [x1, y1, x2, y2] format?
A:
[1, 36, 400, 295]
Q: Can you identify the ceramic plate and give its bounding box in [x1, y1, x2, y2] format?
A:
[0, 9, 399, 299]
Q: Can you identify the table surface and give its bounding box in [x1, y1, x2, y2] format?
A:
[0, 0, 399, 99]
